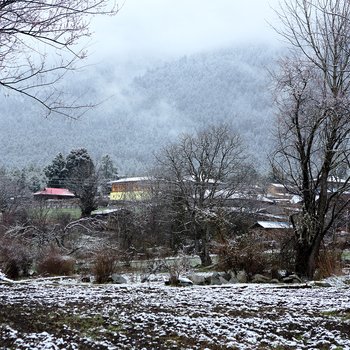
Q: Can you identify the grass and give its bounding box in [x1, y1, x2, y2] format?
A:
[321, 309, 350, 321]
[50, 207, 81, 220]
[29, 207, 82, 220]
[48, 312, 123, 339]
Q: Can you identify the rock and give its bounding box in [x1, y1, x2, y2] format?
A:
[220, 272, 232, 282]
[236, 270, 248, 283]
[165, 277, 193, 286]
[313, 281, 332, 288]
[141, 275, 149, 283]
[228, 276, 238, 284]
[228, 270, 236, 278]
[219, 276, 230, 284]
[270, 269, 283, 280]
[178, 277, 193, 286]
[187, 273, 206, 285]
[81, 276, 91, 283]
[210, 272, 222, 285]
[111, 274, 127, 284]
[251, 274, 271, 283]
[282, 274, 302, 284]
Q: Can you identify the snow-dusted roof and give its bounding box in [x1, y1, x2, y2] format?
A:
[34, 188, 75, 197]
[183, 175, 218, 184]
[109, 177, 152, 184]
[253, 221, 292, 229]
[270, 183, 285, 188]
[92, 208, 120, 215]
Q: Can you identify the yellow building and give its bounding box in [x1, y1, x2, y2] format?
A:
[109, 177, 152, 201]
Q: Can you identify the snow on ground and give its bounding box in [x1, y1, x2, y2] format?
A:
[0, 279, 350, 349]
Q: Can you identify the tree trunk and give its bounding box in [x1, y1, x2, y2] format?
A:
[198, 227, 212, 267]
[199, 245, 212, 267]
[294, 237, 322, 279]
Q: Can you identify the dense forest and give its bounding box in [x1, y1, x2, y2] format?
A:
[0, 44, 278, 175]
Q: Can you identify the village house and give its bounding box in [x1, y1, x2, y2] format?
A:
[109, 177, 153, 201]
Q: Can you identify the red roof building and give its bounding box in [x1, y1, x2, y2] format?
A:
[33, 188, 75, 200]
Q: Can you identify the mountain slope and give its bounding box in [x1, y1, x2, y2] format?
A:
[0, 45, 277, 174]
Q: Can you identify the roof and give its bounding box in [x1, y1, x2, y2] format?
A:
[109, 177, 151, 184]
[34, 188, 75, 197]
[92, 208, 120, 216]
[270, 183, 285, 188]
[253, 221, 292, 229]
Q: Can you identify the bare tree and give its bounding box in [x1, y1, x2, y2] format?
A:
[156, 124, 254, 266]
[0, 0, 118, 118]
[272, 0, 350, 278]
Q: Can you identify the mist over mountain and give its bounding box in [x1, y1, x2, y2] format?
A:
[0, 45, 278, 175]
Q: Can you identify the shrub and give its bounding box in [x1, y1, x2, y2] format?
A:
[93, 250, 117, 284]
[278, 235, 296, 274]
[37, 248, 75, 276]
[55, 212, 72, 228]
[0, 238, 33, 279]
[165, 253, 191, 285]
[215, 232, 271, 278]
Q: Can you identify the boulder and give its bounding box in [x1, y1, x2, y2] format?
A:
[210, 272, 222, 285]
[282, 274, 302, 284]
[187, 273, 206, 285]
[228, 276, 238, 284]
[165, 276, 193, 286]
[81, 276, 91, 283]
[236, 270, 248, 283]
[178, 277, 193, 286]
[111, 274, 127, 284]
[219, 276, 230, 284]
[251, 274, 271, 283]
[220, 272, 232, 282]
[313, 281, 332, 288]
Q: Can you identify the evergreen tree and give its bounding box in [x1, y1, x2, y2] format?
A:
[44, 153, 67, 188]
[98, 155, 118, 195]
[98, 155, 118, 181]
[65, 148, 98, 217]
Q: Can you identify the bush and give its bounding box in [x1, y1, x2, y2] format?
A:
[55, 212, 72, 228]
[278, 235, 296, 274]
[37, 248, 75, 276]
[215, 232, 271, 278]
[93, 250, 117, 284]
[165, 253, 191, 285]
[0, 238, 33, 279]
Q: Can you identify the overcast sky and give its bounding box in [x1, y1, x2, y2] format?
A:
[90, 0, 281, 62]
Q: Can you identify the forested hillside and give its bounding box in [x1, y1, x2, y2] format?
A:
[0, 45, 277, 174]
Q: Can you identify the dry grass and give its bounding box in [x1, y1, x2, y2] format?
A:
[315, 248, 343, 279]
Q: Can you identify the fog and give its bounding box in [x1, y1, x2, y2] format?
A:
[0, 0, 284, 175]
[90, 0, 281, 62]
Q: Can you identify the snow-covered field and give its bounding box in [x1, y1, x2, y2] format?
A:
[1, 279, 350, 349]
